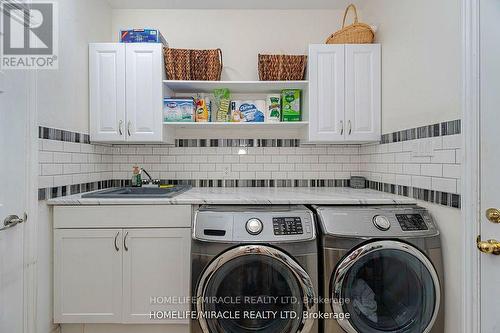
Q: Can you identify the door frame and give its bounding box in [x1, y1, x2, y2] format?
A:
[461, 0, 481, 332]
[23, 71, 39, 332]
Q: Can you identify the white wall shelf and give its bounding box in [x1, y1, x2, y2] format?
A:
[163, 121, 308, 129]
[163, 80, 308, 94]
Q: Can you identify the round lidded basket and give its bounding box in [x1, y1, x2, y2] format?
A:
[258, 54, 307, 81]
[326, 4, 374, 44]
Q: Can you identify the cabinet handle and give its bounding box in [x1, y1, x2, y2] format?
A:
[127, 121, 131, 136]
[114, 231, 120, 251]
[348, 120, 352, 135]
[118, 120, 123, 135]
[340, 121, 344, 135]
[124, 231, 129, 251]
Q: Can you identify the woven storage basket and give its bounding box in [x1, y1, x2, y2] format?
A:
[258, 54, 307, 81]
[163, 48, 223, 81]
[326, 4, 374, 44]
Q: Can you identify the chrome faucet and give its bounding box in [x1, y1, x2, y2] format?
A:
[140, 168, 160, 187]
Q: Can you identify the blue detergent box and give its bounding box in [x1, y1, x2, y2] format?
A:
[120, 29, 168, 45]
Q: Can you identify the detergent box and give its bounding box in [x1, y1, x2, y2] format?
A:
[120, 29, 168, 45]
[281, 89, 301, 122]
[164, 98, 195, 122]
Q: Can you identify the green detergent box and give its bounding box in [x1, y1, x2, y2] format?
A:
[281, 89, 301, 122]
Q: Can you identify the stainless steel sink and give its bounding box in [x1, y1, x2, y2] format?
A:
[81, 185, 191, 198]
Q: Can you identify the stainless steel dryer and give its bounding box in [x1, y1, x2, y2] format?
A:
[313, 205, 444, 333]
[191, 205, 319, 333]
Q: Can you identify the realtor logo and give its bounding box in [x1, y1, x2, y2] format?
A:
[1, 0, 58, 69]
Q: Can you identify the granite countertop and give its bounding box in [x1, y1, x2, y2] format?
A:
[47, 187, 416, 206]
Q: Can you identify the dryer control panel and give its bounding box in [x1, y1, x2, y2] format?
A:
[396, 214, 429, 231]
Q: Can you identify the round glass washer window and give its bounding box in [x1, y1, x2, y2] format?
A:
[203, 254, 304, 333]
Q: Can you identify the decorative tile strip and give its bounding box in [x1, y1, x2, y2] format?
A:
[366, 180, 461, 209]
[38, 179, 352, 200]
[38, 180, 115, 200]
[38, 126, 90, 144]
[175, 139, 301, 148]
[380, 119, 461, 144]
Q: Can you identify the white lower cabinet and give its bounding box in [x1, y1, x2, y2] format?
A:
[54, 229, 123, 323]
[122, 228, 191, 324]
[54, 227, 191, 325]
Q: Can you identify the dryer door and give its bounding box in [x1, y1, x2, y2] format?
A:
[331, 240, 440, 333]
[196, 245, 316, 333]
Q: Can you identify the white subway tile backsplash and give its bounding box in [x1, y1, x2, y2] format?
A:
[421, 164, 443, 177]
[411, 175, 432, 189]
[431, 177, 457, 193]
[431, 150, 456, 164]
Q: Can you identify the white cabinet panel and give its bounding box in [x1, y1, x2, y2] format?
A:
[345, 44, 381, 141]
[122, 228, 191, 324]
[54, 229, 123, 323]
[308, 44, 345, 142]
[89, 43, 126, 142]
[125, 44, 163, 142]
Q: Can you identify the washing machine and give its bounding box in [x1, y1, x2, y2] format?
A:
[313, 205, 444, 333]
[191, 205, 319, 333]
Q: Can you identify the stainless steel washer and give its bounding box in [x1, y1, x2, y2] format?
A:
[191, 205, 319, 333]
[312, 205, 444, 333]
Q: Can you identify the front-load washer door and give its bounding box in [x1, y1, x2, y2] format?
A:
[331, 240, 440, 333]
[196, 245, 316, 333]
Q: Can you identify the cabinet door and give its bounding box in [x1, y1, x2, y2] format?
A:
[125, 43, 163, 142]
[345, 44, 381, 142]
[89, 43, 126, 142]
[122, 228, 191, 324]
[54, 229, 123, 323]
[308, 44, 345, 142]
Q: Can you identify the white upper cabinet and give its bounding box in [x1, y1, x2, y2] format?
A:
[89, 43, 126, 142]
[308, 44, 381, 143]
[345, 44, 381, 141]
[308, 44, 345, 142]
[89, 43, 164, 143]
[125, 44, 163, 142]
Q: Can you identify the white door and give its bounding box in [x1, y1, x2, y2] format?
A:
[89, 43, 126, 142]
[0, 70, 29, 332]
[125, 43, 163, 142]
[54, 229, 123, 323]
[345, 44, 381, 142]
[479, 0, 500, 331]
[122, 228, 190, 324]
[308, 44, 345, 142]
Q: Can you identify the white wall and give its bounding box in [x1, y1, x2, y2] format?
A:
[362, 0, 461, 133]
[419, 202, 462, 333]
[37, 0, 112, 134]
[36, 2, 112, 333]
[111, 9, 346, 81]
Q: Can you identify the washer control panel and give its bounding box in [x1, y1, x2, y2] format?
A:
[194, 205, 315, 242]
[273, 217, 303, 235]
[396, 214, 429, 231]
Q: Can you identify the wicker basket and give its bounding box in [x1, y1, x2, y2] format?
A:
[326, 4, 374, 44]
[258, 54, 307, 81]
[164, 48, 223, 81]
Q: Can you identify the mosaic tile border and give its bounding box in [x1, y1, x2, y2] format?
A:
[381, 119, 461, 144]
[38, 180, 115, 200]
[176, 139, 301, 147]
[38, 179, 352, 200]
[39, 126, 90, 144]
[366, 180, 461, 209]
